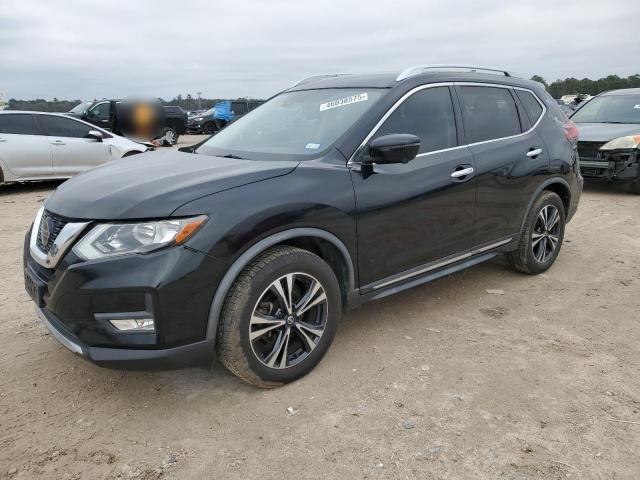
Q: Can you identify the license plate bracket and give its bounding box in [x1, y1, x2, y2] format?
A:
[24, 268, 45, 308]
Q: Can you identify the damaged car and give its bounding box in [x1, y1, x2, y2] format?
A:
[570, 88, 640, 194]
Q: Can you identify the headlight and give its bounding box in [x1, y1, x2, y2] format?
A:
[72, 215, 207, 260]
[195, 117, 203, 121]
[600, 135, 640, 150]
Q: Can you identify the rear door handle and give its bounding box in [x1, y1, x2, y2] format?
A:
[451, 166, 474, 179]
[527, 148, 543, 158]
[0, 137, 6, 142]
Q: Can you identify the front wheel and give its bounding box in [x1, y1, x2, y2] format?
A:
[216, 246, 341, 387]
[161, 127, 178, 145]
[507, 191, 566, 275]
[202, 122, 216, 135]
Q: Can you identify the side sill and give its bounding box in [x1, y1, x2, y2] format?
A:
[347, 252, 497, 309]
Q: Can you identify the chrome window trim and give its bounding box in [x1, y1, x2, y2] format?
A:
[29, 205, 90, 269]
[348, 82, 547, 165]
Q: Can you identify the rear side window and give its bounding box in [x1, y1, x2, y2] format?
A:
[0, 114, 40, 135]
[459, 86, 521, 143]
[515, 90, 544, 125]
[373, 86, 457, 154]
[39, 115, 94, 138]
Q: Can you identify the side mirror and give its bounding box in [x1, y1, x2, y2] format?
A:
[87, 130, 103, 142]
[366, 134, 420, 165]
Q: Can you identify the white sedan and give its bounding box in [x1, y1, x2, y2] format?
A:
[0, 111, 149, 184]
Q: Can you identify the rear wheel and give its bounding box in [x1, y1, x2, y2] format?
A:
[507, 191, 565, 275]
[216, 246, 341, 387]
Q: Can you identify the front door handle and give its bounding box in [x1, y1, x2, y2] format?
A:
[51, 140, 66, 145]
[527, 148, 543, 158]
[451, 166, 474, 179]
[0, 138, 6, 142]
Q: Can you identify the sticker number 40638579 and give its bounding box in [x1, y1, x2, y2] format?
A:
[320, 93, 368, 112]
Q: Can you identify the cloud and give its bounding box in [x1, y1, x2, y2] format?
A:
[1, 0, 639, 100]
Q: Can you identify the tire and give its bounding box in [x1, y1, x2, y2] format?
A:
[630, 181, 640, 195]
[162, 127, 178, 145]
[202, 122, 216, 135]
[506, 191, 566, 275]
[217, 246, 341, 388]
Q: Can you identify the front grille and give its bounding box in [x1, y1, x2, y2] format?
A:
[577, 141, 605, 160]
[36, 210, 68, 253]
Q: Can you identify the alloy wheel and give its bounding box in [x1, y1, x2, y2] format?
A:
[531, 204, 561, 262]
[249, 273, 328, 369]
[165, 130, 177, 144]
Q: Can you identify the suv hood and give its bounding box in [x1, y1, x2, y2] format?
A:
[45, 150, 299, 220]
[575, 123, 640, 143]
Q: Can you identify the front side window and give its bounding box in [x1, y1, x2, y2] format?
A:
[571, 94, 640, 124]
[198, 88, 386, 159]
[0, 114, 40, 135]
[39, 115, 94, 138]
[372, 86, 457, 154]
[88, 102, 110, 119]
[459, 86, 522, 143]
[232, 102, 248, 115]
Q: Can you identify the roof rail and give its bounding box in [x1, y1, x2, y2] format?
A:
[291, 74, 349, 88]
[396, 65, 512, 81]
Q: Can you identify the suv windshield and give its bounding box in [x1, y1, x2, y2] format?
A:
[571, 94, 640, 124]
[197, 89, 385, 159]
[69, 101, 92, 115]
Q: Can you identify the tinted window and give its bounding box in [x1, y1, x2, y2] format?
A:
[459, 87, 521, 143]
[373, 87, 457, 154]
[232, 102, 248, 115]
[39, 115, 94, 138]
[0, 114, 40, 135]
[515, 90, 544, 125]
[87, 102, 111, 119]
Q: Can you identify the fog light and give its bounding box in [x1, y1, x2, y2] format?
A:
[109, 318, 155, 332]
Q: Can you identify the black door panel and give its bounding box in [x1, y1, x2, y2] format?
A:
[351, 147, 476, 287]
[455, 85, 550, 246]
[468, 132, 549, 244]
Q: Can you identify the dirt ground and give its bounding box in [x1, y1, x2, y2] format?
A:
[1, 139, 639, 479]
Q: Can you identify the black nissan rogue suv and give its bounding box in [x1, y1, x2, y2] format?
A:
[24, 65, 583, 387]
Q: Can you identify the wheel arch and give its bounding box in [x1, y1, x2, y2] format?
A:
[205, 228, 356, 341]
[520, 177, 571, 232]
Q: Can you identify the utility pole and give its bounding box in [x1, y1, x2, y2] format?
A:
[197, 92, 202, 111]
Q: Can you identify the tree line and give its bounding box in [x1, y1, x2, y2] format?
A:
[6, 74, 640, 111]
[531, 74, 640, 98]
[6, 96, 262, 113]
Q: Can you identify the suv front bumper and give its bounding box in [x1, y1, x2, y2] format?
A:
[35, 306, 215, 370]
[24, 226, 227, 370]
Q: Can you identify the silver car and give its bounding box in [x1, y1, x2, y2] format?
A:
[0, 111, 149, 184]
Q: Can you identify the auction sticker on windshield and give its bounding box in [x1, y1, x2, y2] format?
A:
[320, 93, 368, 112]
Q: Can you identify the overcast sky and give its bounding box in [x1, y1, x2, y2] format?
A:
[2, 0, 639, 101]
